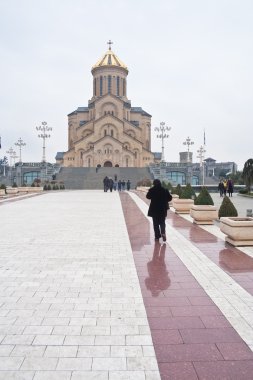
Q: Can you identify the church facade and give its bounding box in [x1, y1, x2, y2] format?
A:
[58, 43, 156, 168]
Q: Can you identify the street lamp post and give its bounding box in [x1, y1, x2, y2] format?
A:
[12, 152, 18, 166]
[197, 145, 206, 186]
[6, 147, 15, 167]
[183, 136, 194, 163]
[1, 156, 8, 176]
[154, 122, 171, 162]
[15, 138, 26, 164]
[36, 121, 52, 163]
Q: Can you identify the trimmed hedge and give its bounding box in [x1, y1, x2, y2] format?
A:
[195, 187, 214, 205]
[218, 196, 238, 218]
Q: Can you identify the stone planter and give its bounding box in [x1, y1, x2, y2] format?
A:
[136, 186, 149, 193]
[6, 188, 18, 195]
[26, 187, 44, 193]
[190, 205, 218, 225]
[0, 189, 6, 196]
[220, 217, 253, 246]
[17, 187, 28, 193]
[172, 198, 194, 214]
[170, 193, 179, 208]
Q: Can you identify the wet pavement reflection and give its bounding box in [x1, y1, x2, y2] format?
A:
[145, 242, 170, 297]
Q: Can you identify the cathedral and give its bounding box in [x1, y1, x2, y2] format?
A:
[57, 42, 156, 168]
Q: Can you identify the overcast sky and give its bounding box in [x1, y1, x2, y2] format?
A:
[0, 0, 252, 170]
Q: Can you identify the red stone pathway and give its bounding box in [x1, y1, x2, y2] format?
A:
[120, 192, 253, 380]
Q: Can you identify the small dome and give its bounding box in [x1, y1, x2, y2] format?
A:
[92, 47, 128, 72]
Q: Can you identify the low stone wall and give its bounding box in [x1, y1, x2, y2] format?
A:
[5, 187, 43, 195]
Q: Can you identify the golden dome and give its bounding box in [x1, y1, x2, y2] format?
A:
[92, 44, 128, 72]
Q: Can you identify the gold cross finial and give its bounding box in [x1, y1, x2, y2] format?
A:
[107, 40, 113, 50]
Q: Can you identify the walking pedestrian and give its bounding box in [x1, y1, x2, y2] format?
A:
[109, 178, 114, 192]
[103, 176, 109, 192]
[218, 180, 224, 197]
[146, 179, 172, 242]
[227, 179, 234, 197]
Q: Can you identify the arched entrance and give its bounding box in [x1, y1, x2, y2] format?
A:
[104, 161, 112, 167]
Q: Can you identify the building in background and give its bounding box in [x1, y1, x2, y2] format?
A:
[56, 43, 156, 168]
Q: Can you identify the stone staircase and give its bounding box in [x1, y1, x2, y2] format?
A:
[56, 167, 153, 190]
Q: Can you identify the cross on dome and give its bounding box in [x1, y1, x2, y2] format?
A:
[107, 40, 113, 50]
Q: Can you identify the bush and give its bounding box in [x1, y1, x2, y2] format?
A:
[161, 181, 173, 191]
[43, 184, 48, 190]
[173, 184, 183, 197]
[47, 184, 51, 190]
[0, 184, 6, 193]
[239, 188, 248, 194]
[12, 182, 18, 188]
[218, 196, 238, 218]
[195, 187, 214, 205]
[31, 182, 35, 187]
[181, 183, 196, 199]
[60, 184, 65, 190]
[136, 178, 152, 187]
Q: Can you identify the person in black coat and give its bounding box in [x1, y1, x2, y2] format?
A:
[146, 179, 172, 242]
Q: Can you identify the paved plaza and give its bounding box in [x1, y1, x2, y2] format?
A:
[0, 190, 253, 379]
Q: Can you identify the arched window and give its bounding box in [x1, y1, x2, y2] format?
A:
[94, 78, 96, 96]
[166, 171, 186, 185]
[117, 76, 120, 96]
[23, 171, 40, 185]
[100, 76, 103, 96]
[108, 75, 112, 94]
[123, 79, 126, 96]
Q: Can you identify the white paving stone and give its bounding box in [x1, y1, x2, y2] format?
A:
[72, 372, 108, 380]
[33, 372, 71, 380]
[0, 191, 160, 377]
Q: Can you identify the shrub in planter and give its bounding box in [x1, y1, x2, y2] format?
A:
[173, 184, 183, 198]
[47, 184, 51, 190]
[43, 184, 48, 190]
[218, 196, 238, 218]
[136, 178, 152, 187]
[195, 187, 214, 205]
[181, 183, 196, 200]
[162, 181, 173, 191]
[191, 187, 218, 224]
[0, 184, 6, 194]
[34, 178, 41, 186]
[12, 182, 18, 188]
[172, 184, 194, 214]
[31, 182, 35, 187]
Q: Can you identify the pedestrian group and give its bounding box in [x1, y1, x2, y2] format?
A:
[218, 178, 234, 197]
[103, 176, 131, 192]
